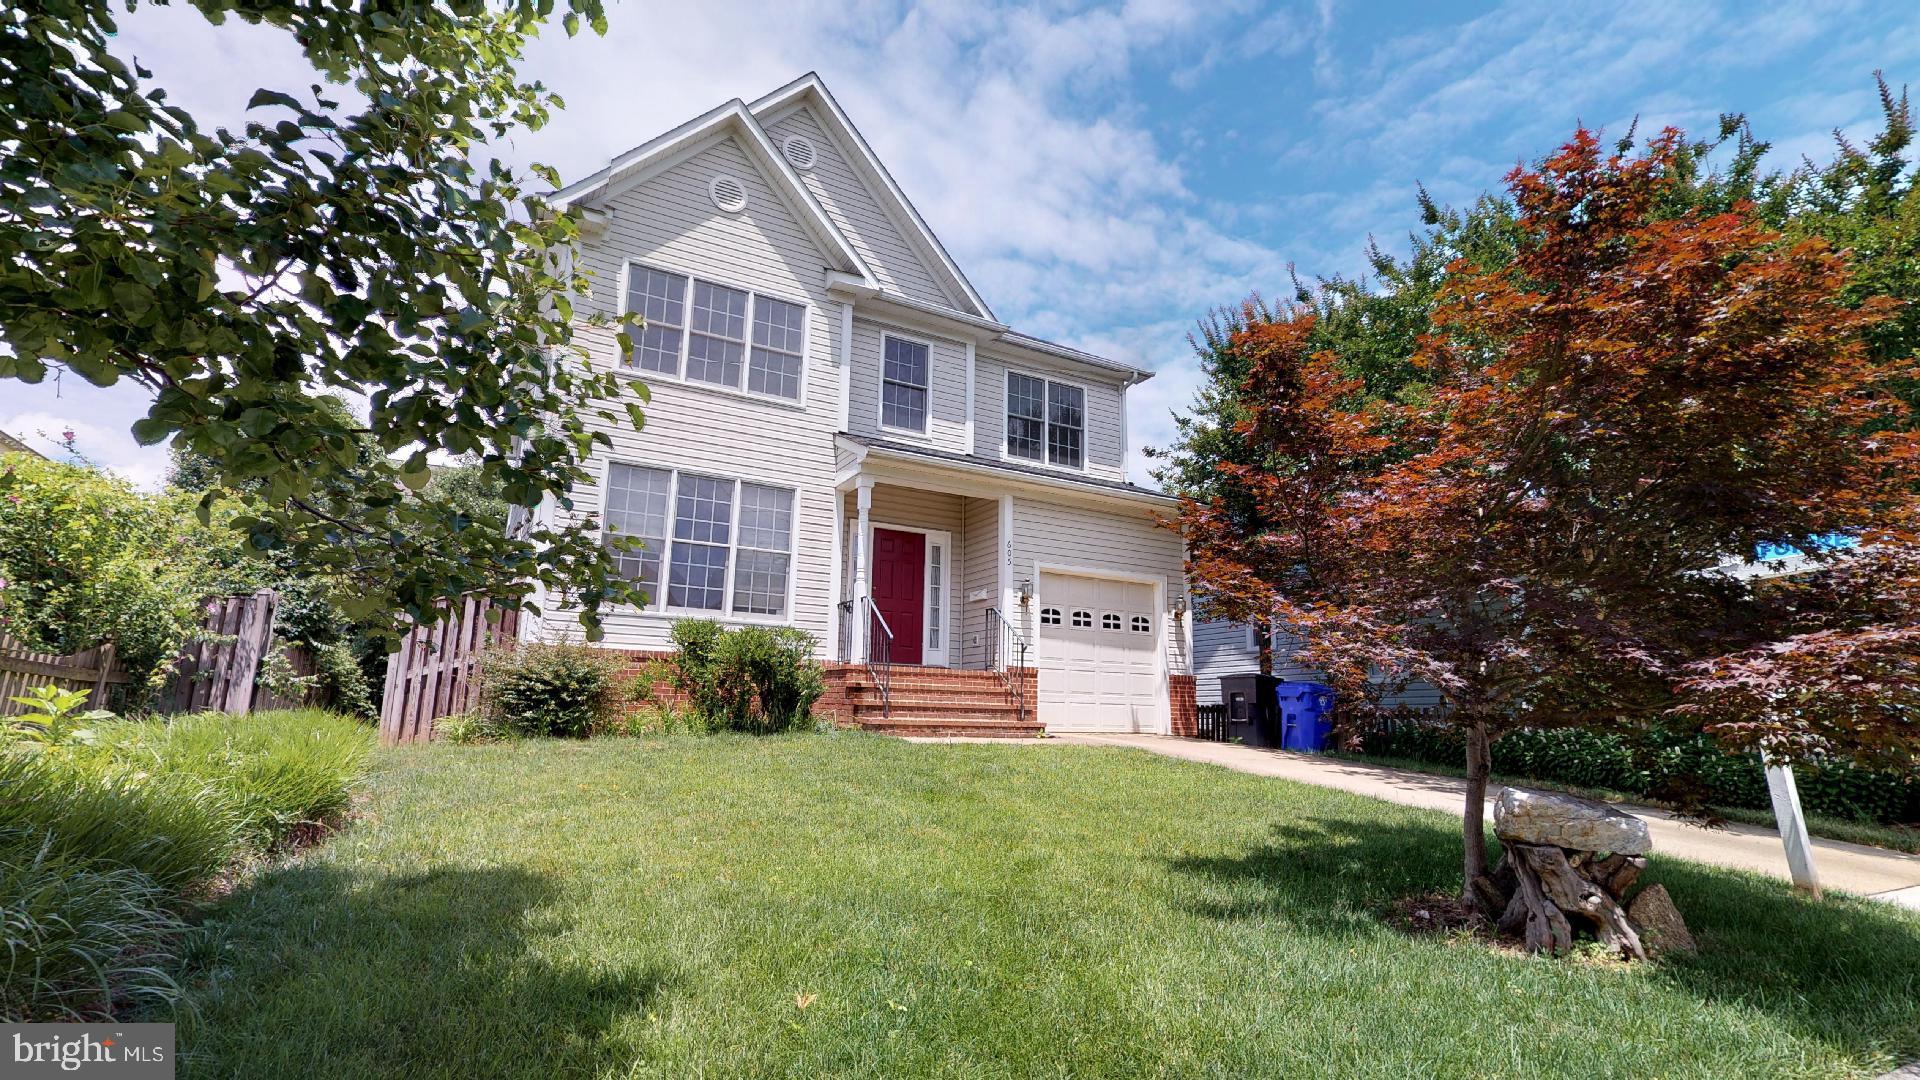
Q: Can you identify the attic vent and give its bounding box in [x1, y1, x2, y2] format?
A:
[782, 134, 818, 171]
[708, 174, 748, 213]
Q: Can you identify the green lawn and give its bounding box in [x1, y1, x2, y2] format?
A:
[178, 733, 1920, 1078]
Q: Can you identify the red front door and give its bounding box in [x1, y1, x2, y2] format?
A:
[870, 528, 925, 665]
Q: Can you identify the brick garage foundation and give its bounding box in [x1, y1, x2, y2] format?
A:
[1169, 674, 1198, 737]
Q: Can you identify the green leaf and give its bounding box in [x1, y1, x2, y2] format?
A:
[130, 417, 174, 446]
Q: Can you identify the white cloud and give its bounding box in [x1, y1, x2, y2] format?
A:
[26, 0, 1920, 493]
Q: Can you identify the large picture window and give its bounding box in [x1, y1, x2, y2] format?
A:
[881, 335, 930, 432]
[604, 462, 796, 619]
[1006, 371, 1085, 469]
[621, 262, 806, 402]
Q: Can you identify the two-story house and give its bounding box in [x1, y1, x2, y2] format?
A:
[520, 74, 1195, 736]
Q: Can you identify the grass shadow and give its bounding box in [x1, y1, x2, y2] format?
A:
[1167, 808, 1920, 1062]
[177, 863, 675, 1079]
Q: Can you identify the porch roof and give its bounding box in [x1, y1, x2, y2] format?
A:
[836, 433, 1176, 507]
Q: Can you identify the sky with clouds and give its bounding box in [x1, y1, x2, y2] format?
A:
[9, 0, 1920, 486]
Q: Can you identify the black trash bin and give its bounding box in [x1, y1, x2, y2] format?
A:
[1217, 673, 1281, 747]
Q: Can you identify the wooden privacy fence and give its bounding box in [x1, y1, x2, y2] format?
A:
[0, 636, 130, 711]
[0, 589, 309, 717]
[380, 594, 520, 745]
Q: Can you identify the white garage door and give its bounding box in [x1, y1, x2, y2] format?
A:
[1035, 572, 1163, 732]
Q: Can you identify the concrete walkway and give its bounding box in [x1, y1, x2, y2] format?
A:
[1052, 732, 1920, 909]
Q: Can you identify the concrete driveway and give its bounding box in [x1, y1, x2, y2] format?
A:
[1053, 732, 1920, 910]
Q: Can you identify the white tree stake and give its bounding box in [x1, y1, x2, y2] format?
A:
[1764, 761, 1822, 899]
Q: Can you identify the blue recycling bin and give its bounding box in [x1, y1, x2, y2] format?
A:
[1274, 682, 1336, 751]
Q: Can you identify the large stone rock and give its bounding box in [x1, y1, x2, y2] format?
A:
[1626, 884, 1697, 956]
[1493, 788, 1651, 855]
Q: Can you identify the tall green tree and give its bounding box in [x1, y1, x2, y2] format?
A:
[1, 0, 645, 640]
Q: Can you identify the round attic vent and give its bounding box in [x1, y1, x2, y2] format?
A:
[782, 134, 818, 171]
[708, 174, 748, 213]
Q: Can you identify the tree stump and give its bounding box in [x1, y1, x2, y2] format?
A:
[1480, 789, 1688, 960]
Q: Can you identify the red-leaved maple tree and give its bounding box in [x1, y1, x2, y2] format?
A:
[1179, 129, 1920, 908]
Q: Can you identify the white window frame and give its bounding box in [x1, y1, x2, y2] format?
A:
[600, 458, 799, 626]
[877, 331, 935, 437]
[1002, 367, 1090, 473]
[616, 259, 810, 408]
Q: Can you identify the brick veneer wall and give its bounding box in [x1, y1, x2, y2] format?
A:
[1169, 674, 1198, 737]
[617, 649, 861, 725]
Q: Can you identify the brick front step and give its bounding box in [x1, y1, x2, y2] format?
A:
[853, 718, 1045, 738]
[854, 702, 1027, 720]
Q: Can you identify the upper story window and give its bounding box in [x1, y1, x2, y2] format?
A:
[603, 461, 796, 619]
[621, 262, 806, 403]
[1006, 371, 1084, 469]
[881, 335, 930, 433]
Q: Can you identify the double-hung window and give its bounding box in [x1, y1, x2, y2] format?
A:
[621, 263, 806, 403]
[1006, 372, 1085, 469]
[881, 335, 930, 433]
[603, 462, 796, 619]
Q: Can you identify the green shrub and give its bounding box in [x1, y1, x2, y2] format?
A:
[478, 642, 629, 738]
[96, 710, 371, 852]
[665, 620, 823, 733]
[0, 829, 187, 1021]
[1360, 720, 1920, 825]
[0, 752, 240, 893]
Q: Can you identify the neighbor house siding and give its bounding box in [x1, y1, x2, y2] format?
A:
[974, 351, 1129, 484]
[1197, 620, 1449, 712]
[846, 318, 971, 453]
[1009, 497, 1187, 672]
[760, 106, 956, 309]
[1193, 619, 1260, 705]
[546, 134, 845, 654]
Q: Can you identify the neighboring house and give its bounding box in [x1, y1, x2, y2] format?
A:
[520, 74, 1194, 735]
[0, 429, 36, 457]
[1191, 618, 1445, 712]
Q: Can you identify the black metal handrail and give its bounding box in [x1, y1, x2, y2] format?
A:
[865, 598, 893, 719]
[837, 595, 894, 714]
[835, 597, 894, 718]
[985, 606, 1030, 723]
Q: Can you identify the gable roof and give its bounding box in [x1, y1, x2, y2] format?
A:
[549, 99, 876, 287]
[749, 74, 994, 321]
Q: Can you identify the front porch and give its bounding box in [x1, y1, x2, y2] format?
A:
[831, 474, 1037, 735]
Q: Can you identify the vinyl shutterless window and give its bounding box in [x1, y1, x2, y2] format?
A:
[603, 463, 795, 619]
[881, 336, 930, 432]
[622, 264, 805, 402]
[1006, 371, 1084, 468]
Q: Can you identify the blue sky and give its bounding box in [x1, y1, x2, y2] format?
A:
[9, 0, 1920, 485]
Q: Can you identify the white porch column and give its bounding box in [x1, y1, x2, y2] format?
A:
[853, 478, 874, 663]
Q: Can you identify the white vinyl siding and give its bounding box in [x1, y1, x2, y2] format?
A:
[1009, 496, 1188, 675]
[847, 319, 969, 451]
[760, 105, 960, 309]
[555, 134, 844, 653]
[976, 352, 1127, 483]
[959, 497, 1000, 669]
